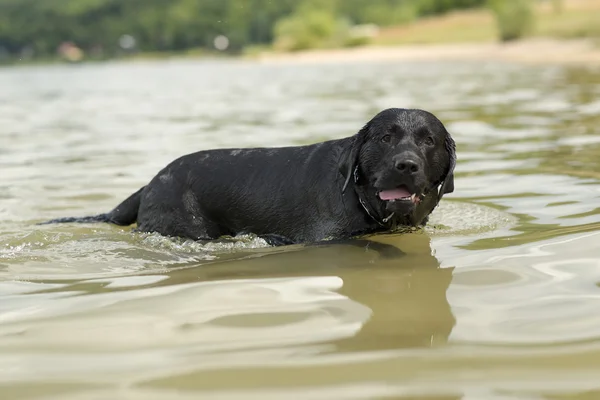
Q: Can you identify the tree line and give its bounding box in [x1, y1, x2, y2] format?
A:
[0, 0, 487, 60]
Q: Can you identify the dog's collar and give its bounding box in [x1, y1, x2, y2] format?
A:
[359, 196, 395, 227]
[353, 166, 395, 227]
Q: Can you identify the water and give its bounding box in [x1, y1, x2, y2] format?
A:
[1, 58, 600, 399]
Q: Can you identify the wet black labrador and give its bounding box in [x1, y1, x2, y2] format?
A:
[43, 108, 456, 245]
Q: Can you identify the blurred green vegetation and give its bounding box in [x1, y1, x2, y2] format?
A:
[0, 0, 486, 61]
[488, 0, 533, 41]
[0, 0, 597, 62]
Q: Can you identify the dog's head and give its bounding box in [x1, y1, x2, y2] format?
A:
[341, 108, 456, 226]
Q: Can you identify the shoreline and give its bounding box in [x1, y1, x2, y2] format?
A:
[253, 38, 600, 66]
[3, 38, 600, 69]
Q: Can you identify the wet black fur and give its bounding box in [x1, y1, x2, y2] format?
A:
[41, 108, 456, 245]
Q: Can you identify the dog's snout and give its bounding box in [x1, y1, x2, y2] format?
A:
[394, 158, 420, 174]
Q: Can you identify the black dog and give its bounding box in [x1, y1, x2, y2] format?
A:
[42, 108, 456, 245]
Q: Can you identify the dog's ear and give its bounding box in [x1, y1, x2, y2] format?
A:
[438, 132, 456, 201]
[340, 124, 369, 193]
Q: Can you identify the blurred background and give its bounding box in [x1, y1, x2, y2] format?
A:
[0, 0, 598, 63]
[2, 1, 600, 400]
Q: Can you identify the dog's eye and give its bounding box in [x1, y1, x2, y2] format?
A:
[381, 135, 391, 143]
[425, 136, 435, 146]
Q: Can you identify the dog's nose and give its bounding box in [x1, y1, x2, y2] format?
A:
[395, 159, 420, 174]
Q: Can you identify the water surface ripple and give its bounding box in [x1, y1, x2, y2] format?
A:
[1, 60, 600, 399]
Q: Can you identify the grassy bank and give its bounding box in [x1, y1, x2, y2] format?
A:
[372, 0, 600, 46]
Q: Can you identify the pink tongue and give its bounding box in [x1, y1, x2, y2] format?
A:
[378, 187, 412, 200]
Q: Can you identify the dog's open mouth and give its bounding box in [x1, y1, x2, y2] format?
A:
[378, 185, 422, 205]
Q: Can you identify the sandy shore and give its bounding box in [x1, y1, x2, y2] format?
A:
[255, 38, 600, 66]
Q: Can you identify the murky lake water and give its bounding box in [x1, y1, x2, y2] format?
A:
[1, 59, 600, 399]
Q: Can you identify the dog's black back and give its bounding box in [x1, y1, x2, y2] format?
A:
[136, 140, 367, 242]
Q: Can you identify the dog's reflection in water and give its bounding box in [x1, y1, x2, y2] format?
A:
[333, 236, 455, 351]
[161, 232, 455, 352]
